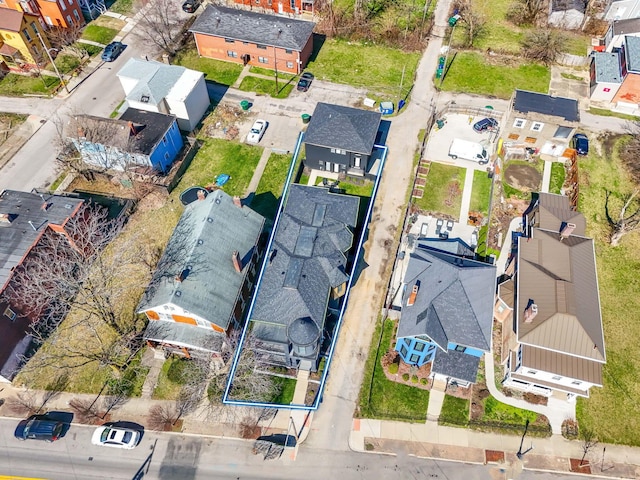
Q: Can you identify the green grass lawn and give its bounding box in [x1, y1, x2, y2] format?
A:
[81, 25, 119, 45]
[588, 107, 639, 121]
[238, 76, 294, 99]
[439, 395, 469, 426]
[306, 37, 421, 98]
[469, 169, 493, 215]
[272, 377, 297, 404]
[413, 163, 464, 219]
[75, 43, 103, 57]
[549, 162, 565, 194]
[0, 73, 60, 96]
[440, 52, 550, 99]
[357, 319, 430, 421]
[180, 139, 262, 197]
[249, 66, 296, 81]
[173, 48, 243, 86]
[109, 0, 134, 15]
[152, 357, 185, 400]
[574, 137, 640, 446]
[250, 153, 293, 220]
[54, 55, 82, 75]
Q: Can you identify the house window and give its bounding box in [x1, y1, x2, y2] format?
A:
[531, 121, 544, 132]
[162, 137, 167, 146]
[414, 342, 425, 352]
[3, 306, 16, 320]
[224, 38, 235, 43]
[552, 375, 562, 381]
[290, 0, 295, 7]
[255, 0, 260, 3]
[286, 61, 293, 69]
[400, 344, 408, 357]
[61, 0, 66, 9]
[571, 380, 582, 385]
[454, 345, 467, 353]
[553, 126, 572, 139]
[227, 51, 238, 58]
[45, 16, 52, 24]
[31, 22, 39, 36]
[66, 15, 72, 25]
[268, 0, 272, 4]
[285, 49, 293, 54]
[257, 44, 267, 50]
[23, 28, 32, 41]
[73, 10, 80, 21]
[258, 56, 268, 64]
[164, 152, 170, 161]
[409, 354, 420, 363]
[330, 148, 346, 155]
[513, 118, 526, 128]
[527, 370, 537, 375]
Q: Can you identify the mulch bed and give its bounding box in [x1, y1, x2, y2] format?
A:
[485, 450, 505, 463]
[570, 458, 592, 474]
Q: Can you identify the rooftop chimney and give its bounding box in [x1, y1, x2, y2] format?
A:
[559, 222, 576, 240]
[0, 213, 14, 224]
[41, 202, 52, 211]
[523, 303, 538, 323]
[233, 196, 242, 208]
[406, 283, 419, 306]
[197, 189, 206, 201]
[175, 268, 189, 283]
[232, 250, 242, 273]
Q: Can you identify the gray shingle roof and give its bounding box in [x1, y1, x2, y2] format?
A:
[432, 349, 481, 384]
[397, 244, 496, 352]
[137, 189, 265, 331]
[592, 52, 623, 83]
[0, 190, 84, 290]
[625, 35, 640, 72]
[190, 5, 315, 51]
[117, 58, 186, 107]
[417, 238, 475, 257]
[304, 103, 382, 155]
[251, 185, 359, 348]
[551, 0, 586, 12]
[612, 18, 640, 35]
[144, 319, 225, 353]
[513, 90, 580, 122]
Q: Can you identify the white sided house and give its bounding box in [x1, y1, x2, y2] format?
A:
[117, 58, 210, 132]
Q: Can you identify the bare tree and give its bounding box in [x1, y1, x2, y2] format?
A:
[4, 390, 39, 417]
[619, 125, 640, 184]
[605, 189, 640, 246]
[45, 24, 86, 57]
[147, 404, 179, 431]
[69, 397, 103, 424]
[454, 0, 488, 48]
[134, 0, 186, 55]
[521, 29, 567, 65]
[580, 428, 599, 466]
[506, 0, 547, 26]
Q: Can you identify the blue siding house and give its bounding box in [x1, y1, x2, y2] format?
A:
[395, 240, 496, 386]
[67, 108, 183, 173]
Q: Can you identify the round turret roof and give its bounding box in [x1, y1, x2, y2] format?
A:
[287, 317, 320, 346]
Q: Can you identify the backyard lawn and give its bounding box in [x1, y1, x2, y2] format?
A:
[469, 169, 493, 215]
[238, 76, 294, 99]
[173, 47, 243, 86]
[440, 52, 550, 99]
[306, 38, 421, 98]
[250, 152, 294, 220]
[574, 137, 640, 446]
[357, 319, 430, 421]
[413, 162, 464, 219]
[549, 162, 565, 194]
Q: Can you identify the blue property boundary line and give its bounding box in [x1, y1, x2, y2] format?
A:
[223, 141, 389, 411]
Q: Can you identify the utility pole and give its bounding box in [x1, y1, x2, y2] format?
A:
[36, 31, 69, 94]
[517, 418, 534, 459]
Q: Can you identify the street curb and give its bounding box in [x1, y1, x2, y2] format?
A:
[523, 466, 630, 480]
[410, 452, 486, 466]
[0, 116, 46, 170]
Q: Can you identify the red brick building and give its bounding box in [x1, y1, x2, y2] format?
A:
[232, 0, 315, 16]
[0, 0, 85, 29]
[189, 4, 315, 75]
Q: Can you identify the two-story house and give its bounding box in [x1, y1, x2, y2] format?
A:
[189, 4, 315, 74]
[66, 108, 184, 173]
[496, 192, 606, 400]
[1, 0, 84, 29]
[250, 184, 360, 372]
[117, 59, 210, 132]
[395, 240, 496, 388]
[303, 102, 382, 179]
[138, 190, 265, 358]
[232, 0, 315, 15]
[0, 189, 85, 382]
[0, 7, 51, 70]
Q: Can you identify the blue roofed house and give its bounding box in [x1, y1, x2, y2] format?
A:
[250, 184, 359, 372]
[137, 190, 265, 358]
[66, 108, 183, 174]
[395, 241, 496, 388]
[117, 59, 210, 132]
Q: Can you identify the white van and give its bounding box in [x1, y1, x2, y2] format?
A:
[448, 139, 489, 165]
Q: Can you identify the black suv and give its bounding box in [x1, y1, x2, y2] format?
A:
[14, 415, 64, 442]
[182, 0, 200, 13]
[473, 117, 498, 133]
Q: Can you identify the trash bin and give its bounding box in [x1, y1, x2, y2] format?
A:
[240, 100, 250, 111]
[301, 113, 311, 124]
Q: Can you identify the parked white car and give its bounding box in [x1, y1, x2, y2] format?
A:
[247, 119, 267, 144]
[91, 426, 141, 449]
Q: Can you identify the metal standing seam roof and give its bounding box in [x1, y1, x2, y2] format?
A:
[137, 189, 265, 331]
[189, 4, 316, 51]
[513, 90, 580, 122]
[397, 245, 496, 353]
[521, 344, 603, 385]
[0, 190, 84, 290]
[625, 35, 640, 72]
[304, 102, 382, 155]
[593, 52, 623, 83]
[516, 229, 605, 363]
[251, 185, 359, 347]
[534, 193, 586, 234]
[117, 58, 191, 106]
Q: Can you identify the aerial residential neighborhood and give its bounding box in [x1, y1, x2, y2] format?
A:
[0, 0, 639, 478]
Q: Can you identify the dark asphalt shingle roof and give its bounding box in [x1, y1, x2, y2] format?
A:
[551, 0, 586, 12]
[304, 103, 382, 155]
[144, 319, 225, 353]
[397, 244, 495, 352]
[513, 90, 580, 122]
[612, 18, 640, 36]
[625, 35, 640, 72]
[118, 108, 177, 155]
[0, 190, 84, 290]
[592, 52, 623, 83]
[432, 349, 481, 384]
[251, 185, 359, 349]
[190, 5, 315, 51]
[137, 189, 265, 331]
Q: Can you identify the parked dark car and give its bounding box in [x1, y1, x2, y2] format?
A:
[472, 117, 498, 133]
[182, 0, 200, 13]
[101, 41, 125, 62]
[14, 415, 64, 442]
[571, 133, 589, 156]
[296, 72, 314, 92]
